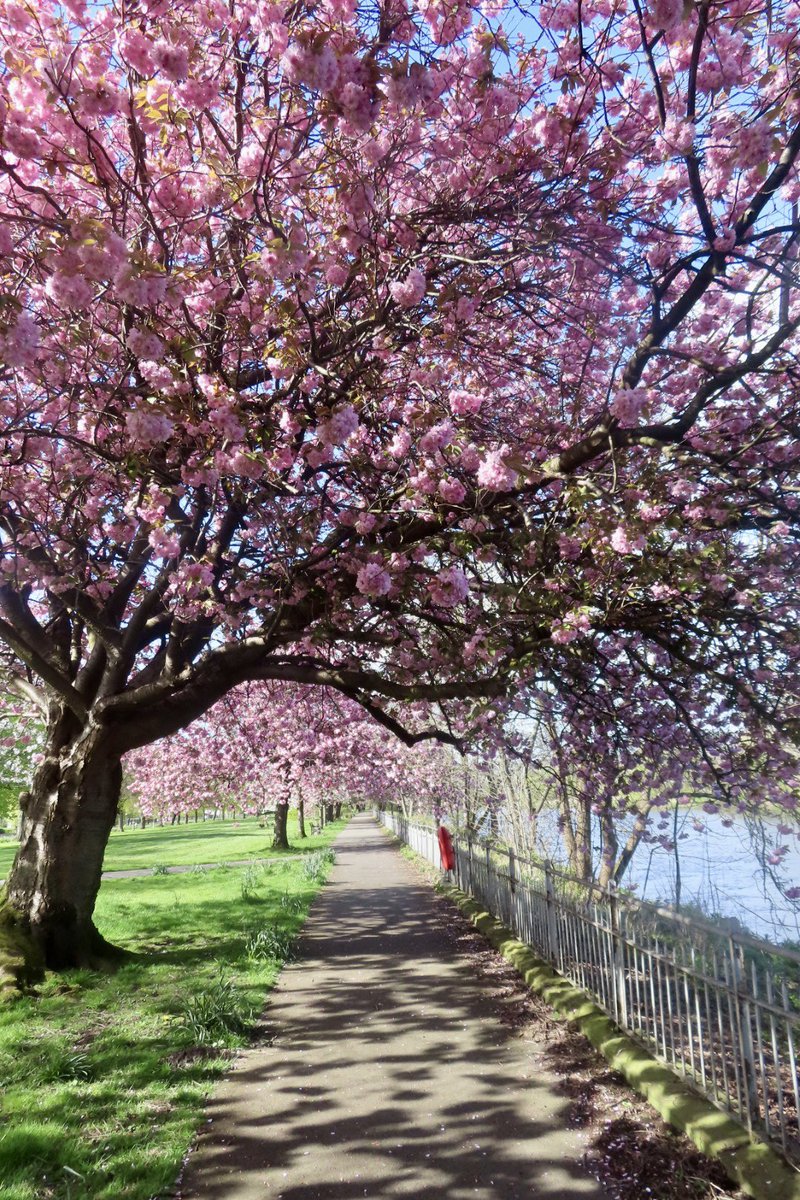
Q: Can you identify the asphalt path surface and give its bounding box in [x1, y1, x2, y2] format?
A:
[177, 813, 608, 1200]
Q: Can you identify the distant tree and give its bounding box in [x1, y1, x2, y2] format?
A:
[126, 681, 459, 846]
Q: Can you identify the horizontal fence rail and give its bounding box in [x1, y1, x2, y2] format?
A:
[378, 808, 800, 1167]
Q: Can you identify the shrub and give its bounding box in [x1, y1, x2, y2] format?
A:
[243, 926, 295, 963]
[178, 976, 252, 1045]
[151, 863, 169, 876]
[302, 848, 335, 883]
[240, 862, 264, 901]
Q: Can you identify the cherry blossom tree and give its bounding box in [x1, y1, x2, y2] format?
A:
[126, 681, 460, 845]
[0, 0, 799, 974]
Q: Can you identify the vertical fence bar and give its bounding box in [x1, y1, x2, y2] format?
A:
[544, 862, 557, 967]
[608, 884, 628, 1028]
[765, 969, 787, 1154]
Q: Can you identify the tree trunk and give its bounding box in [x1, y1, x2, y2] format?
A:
[272, 802, 290, 850]
[325, 802, 335, 823]
[297, 797, 306, 839]
[1, 707, 124, 980]
[597, 807, 619, 889]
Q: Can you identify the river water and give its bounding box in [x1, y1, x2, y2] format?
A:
[530, 807, 800, 946]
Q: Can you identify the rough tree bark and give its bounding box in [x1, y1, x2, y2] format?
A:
[297, 797, 306, 839]
[272, 801, 290, 850]
[1, 705, 125, 985]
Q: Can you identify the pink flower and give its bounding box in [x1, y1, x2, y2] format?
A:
[389, 429, 411, 458]
[649, 0, 684, 31]
[419, 421, 454, 454]
[4, 121, 41, 158]
[389, 267, 426, 308]
[661, 116, 694, 157]
[429, 565, 470, 608]
[325, 263, 349, 287]
[115, 272, 167, 307]
[610, 526, 644, 554]
[551, 609, 592, 644]
[450, 389, 483, 416]
[117, 29, 155, 75]
[438, 476, 466, 504]
[148, 527, 181, 558]
[127, 407, 174, 446]
[128, 329, 165, 361]
[139, 360, 174, 390]
[356, 561, 392, 597]
[0, 312, 39, 366]
[45, 271, 94, 310]
[456, 296, 477, 321]
[322, 404, 359, 445]
[152, 40, 189, 82]
[476, 449, 517, 491]
[612, 388, 648, 424]
[339, 82, 375, 132]
[558, 534, 582, 561]
[736, 119, 774, 170]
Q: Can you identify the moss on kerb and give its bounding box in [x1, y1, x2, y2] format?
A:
[440, 885, 800, 1200]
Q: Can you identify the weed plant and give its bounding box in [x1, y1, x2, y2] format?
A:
[178, 975, 253, 1045]
[302, 847, 336, 883]
[240, 862, 264, 901]
[243, 926, 295, 964]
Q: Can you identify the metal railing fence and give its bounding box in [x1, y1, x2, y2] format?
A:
[378, 808, 800, 1166]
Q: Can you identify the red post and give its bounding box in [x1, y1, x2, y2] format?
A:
[437, 825, 455, 872]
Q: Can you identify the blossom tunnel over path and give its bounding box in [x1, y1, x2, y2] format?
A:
[0, 0, 799, 973]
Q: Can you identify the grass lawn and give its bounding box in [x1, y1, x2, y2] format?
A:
[0, 818, 346, 1200]
[0, 810, 330, 879]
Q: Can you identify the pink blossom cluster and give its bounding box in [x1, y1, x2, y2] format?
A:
[551, 608, 593, 645]
[126, 407, 175, 447]
[389, 268, 426, 308]
[612, 388, 649, 424]
[356, 561, 392, 597]
[476, 449, 518, 491]
[428, 565, 470, 607]
[321, 405, 359, 446]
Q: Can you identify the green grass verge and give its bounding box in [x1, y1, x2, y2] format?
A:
[0, 781, 18, 825]
[0, 820, 345, 1200]
[0, 810, 333, 879]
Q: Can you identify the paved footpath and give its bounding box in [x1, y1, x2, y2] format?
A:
[178, 814, 608, 1200]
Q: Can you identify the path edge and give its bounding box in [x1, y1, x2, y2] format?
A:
[439, 884, 800, 1200]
